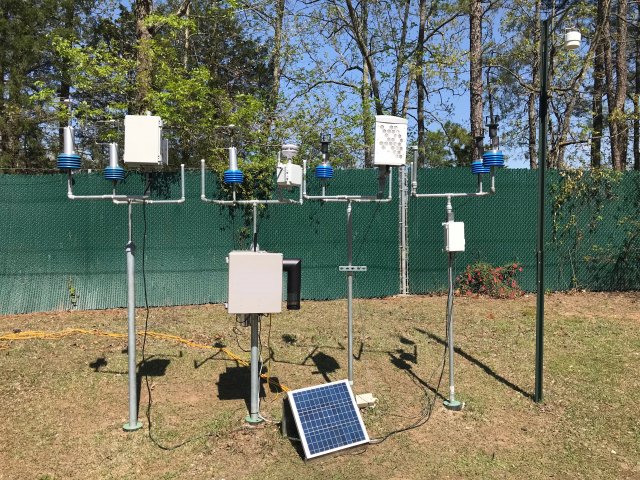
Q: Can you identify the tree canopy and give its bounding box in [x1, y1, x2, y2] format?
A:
[1, 0, 638, 172]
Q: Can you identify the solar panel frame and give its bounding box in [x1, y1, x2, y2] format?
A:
[287, 379, 370, 459]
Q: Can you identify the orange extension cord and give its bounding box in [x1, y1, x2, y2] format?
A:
[0, 328, 288, 392]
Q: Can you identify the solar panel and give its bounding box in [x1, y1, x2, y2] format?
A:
[288, 380, 369, 459]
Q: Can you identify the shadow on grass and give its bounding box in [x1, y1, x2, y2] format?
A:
[88, 355, 172, 416]
[388, 334, 445, 401]
[310, 351, 340, 382]
[216, 366, 271, 412]
[416, 328, 533, 400]
[193, 342, 228, 369]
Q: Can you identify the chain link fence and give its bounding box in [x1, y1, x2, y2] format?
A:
[1, 169, 638, 314]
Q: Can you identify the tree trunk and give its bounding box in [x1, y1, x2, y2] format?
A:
[614, 0, 629, 170]
[416, 0, 427, 166]
[469, 0, 483, 162]
[261, 0, 285, 140]
[183, 1, 190, 69]
[345, 0, 383, 115]
[361, 0, 374, 167]
[591, 41, 604, 168]
[134, 0, 154, 114]
[391, 0, 411, 116]
[527, 2, 541, 168]
[605, 0, 628, 171]
[635, 3, 640, 170]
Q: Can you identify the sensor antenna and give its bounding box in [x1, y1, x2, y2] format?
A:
[103, 142, 125, 182]
[315, 132, 334, 180]
[57, 126, 82, 170]
[223, 146, 244, 184]
[481, 119, 504, 170]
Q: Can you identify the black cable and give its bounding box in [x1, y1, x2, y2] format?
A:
[369, 294, 451, 445]
[139, 198, 232, 451]
[232, 325, 250, 352]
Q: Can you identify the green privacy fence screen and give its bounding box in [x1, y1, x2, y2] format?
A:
[1, 168, 639, 314]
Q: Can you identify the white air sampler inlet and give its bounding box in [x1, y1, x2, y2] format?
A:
[277, 144, 303, 189]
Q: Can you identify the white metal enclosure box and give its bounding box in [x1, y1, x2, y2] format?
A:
[123, 115, 166, 167]
[443, 221, 465, 252]
[276, 162, 303, 188]
[373, 115, 408, 166]
[227, 251, 283, 313]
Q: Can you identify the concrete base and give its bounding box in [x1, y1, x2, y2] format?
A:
[123, 421, 142, 432]
[443, 399, 463, 411]
[245, 414, 265, 425]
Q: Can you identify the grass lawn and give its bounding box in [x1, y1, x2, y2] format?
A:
[1, 292, 639, 479]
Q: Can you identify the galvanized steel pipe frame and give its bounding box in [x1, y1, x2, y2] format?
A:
[64, 165, 185, 432]
[409, 148, 500, 411]
[301, 159, 396, 386]
[410, 150, 496, 199]
[199, 159, 303, 206]
[200, 158, 303, 423]
[66, 164, 186, 204]
[301, 160, 393, 203]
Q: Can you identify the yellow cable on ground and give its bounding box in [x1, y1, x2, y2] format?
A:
[0, 328, 288, 392]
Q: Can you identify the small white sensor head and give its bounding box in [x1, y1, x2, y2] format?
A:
[564, 28, 581, 50]
[281, 144, 299, 161]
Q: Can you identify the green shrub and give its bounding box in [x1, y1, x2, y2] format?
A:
[456, 261, 524, 298]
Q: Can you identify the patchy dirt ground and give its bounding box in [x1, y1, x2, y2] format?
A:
[1, 292, 639, 479]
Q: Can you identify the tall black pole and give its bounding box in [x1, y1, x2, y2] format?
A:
[535, 17, 550, 403]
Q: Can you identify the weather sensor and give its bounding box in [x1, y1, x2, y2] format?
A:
[373, 115, 408, 166]
[201, 137, 303, 425]
[58, 113, 184, 431]
[302, 117, 407, 408]
[410, 113, 505, 411]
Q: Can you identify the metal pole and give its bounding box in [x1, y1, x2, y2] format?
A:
[346, 200, 354, 385]
[399, 165, 409, 294]
[443, 197, 462, 410]
[443, 252, 461, 410]
[246, 313, 263, 424]
[535, 16, 550, 404]
[252, 203, 258, 251]
[123, 202, 142, 431]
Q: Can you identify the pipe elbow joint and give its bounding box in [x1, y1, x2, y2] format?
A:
[282, 258, 302, 310]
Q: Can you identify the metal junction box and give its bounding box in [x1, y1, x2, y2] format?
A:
[277, 162, 303, 188]
[123, 115, 167, 167]
[443, 221, 465, 252]
[227, 251, 283, 314]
